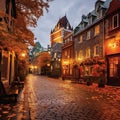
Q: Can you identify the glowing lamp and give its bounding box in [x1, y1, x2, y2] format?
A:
[21, 53, 26, 57]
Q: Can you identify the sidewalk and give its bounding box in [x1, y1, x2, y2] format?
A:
[50, 76, 120, 100]
[58, 77, 120, 101]
[0, 83, 30, 120]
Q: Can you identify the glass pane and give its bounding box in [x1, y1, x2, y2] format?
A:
[109, 57, 119, 77]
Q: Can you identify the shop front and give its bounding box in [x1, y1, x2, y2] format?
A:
[105, 36, 120, 86]
[106, 54, 120, 85]
[62, 59, 73, 80]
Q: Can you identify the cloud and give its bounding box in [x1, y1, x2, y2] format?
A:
[31, 0, 97, 48]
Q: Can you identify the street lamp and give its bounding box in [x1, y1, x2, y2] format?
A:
[21, 53, 26, 57]
[47, 63, 50, 67]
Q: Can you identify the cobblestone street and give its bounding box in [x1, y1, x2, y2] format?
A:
[26, 74, 120, 120]
[0, 74, 120, 120]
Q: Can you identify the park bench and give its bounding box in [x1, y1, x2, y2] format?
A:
[83, 76, 93, 86]
[78, 76, 93, 85]
[0, 81, 18, 103]
[12, 76, 24, 88]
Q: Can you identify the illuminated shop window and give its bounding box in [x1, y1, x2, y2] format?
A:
[109, 57, 120, 77]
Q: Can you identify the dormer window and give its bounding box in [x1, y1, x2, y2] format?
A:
[112, 14, 119, 29]
[98, 9, 103, 19]
[80, 23, 84, 29]
[88, 16, 92, 25]
[82, 23, 84, 29]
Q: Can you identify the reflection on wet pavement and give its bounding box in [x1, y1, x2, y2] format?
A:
[26, 74, 120, 120]
[0, 74, 120, 120]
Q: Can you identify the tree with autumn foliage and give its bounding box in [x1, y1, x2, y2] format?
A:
[1, 0, 52, 54]
[33, 51, 51, 67]
[0, 0, 53, 80]
[31, 51, 51, 75]
[14, 0, 52, 78]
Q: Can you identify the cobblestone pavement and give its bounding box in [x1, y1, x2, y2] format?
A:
[0, 74, 120, 120]
[26, 74, 120, 120]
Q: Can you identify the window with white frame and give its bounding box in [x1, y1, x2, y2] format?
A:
[94, 44, 99, 56]
[81, 23, 84, 29]
[87, 31, 90, 40]
[86, 48, 90, 58]
[112, 14, 119, 29]
[95, 24, 100, 36]
[79, 35, 83, 43]
[88, 17, 92, 25]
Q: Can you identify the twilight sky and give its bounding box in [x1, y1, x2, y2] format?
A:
[31, 0, 102, 48]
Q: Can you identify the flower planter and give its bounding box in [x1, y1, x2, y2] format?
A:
[98, 79, 105, 88]
[87, 81, 92, 86]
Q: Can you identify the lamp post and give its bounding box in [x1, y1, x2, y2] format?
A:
[17, 51, 27, 80]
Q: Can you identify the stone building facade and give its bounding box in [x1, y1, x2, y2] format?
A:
[104, 0, 120, 85]
[73, 0, 112, 82]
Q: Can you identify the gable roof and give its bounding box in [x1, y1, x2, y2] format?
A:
[58, 16, 70, 28]
[74, 0, 112, 36]
[106, 0, 120, 16]
[52, 15, 73, 33]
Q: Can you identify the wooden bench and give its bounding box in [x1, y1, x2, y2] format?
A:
[12, 76, 24, 88]
[0, 81, 18, 103]
[78, 77, 86, 84]
[83, 76, 93, 86]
